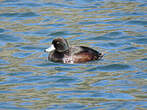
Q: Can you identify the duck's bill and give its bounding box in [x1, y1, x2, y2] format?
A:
[44, 45, 55, 52]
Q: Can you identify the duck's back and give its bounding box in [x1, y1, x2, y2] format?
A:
[68, 46, 103, 63]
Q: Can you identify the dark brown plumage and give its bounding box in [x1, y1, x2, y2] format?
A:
[44, 38, 103, 64]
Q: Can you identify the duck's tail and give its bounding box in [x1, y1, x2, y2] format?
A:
[98, 52, 104, 60]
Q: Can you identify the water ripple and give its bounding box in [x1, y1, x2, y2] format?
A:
[131, 38, 147, 44]
[0, 34, 23, 42]
[127, 20, 147, 26]
[0, 12, 39, 18]
[0, 0, 146, 109]
[0, 28, 5, 33]
[87, 64, 131, 72]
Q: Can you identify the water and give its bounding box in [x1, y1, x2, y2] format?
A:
[0, 0, 146, 109]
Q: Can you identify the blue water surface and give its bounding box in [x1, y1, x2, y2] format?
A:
[0, 0, 146, 110]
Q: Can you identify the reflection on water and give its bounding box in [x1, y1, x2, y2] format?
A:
[0, 0, 146, 109]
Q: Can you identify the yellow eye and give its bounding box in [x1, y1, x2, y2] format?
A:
[56, 42, 60, 44]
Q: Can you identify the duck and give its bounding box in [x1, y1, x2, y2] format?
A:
[44, 37, 103, 64]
